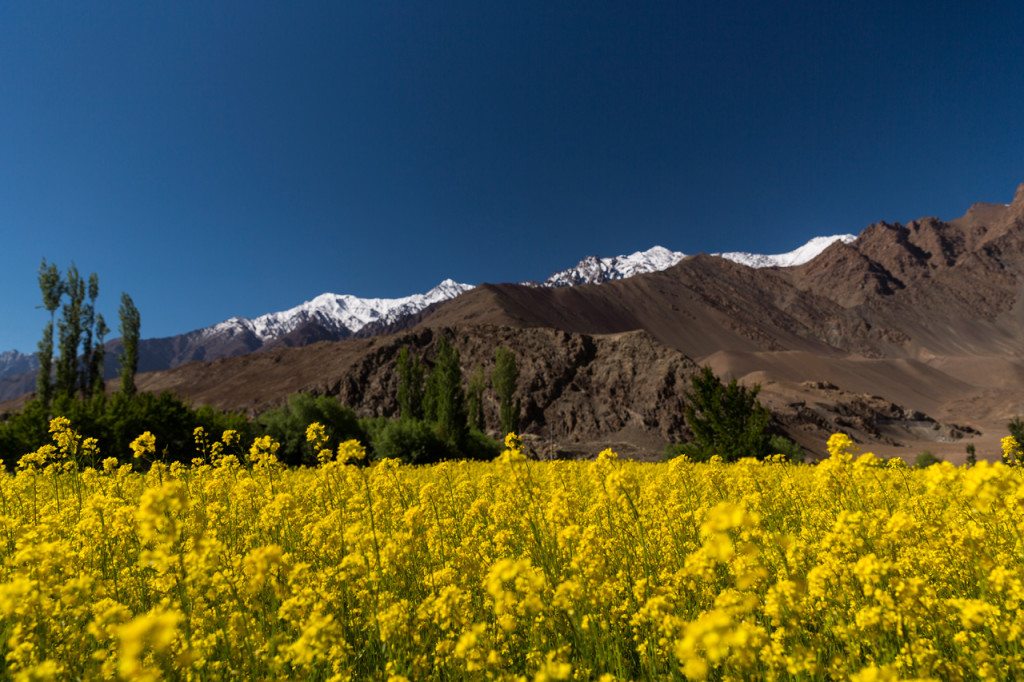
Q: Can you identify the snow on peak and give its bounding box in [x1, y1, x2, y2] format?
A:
[0, 349, 37, 380]
[542, 235, 856, 286]
[716, 234, 856, 268]
[220, 280, 475, 341]
[544, 245, 686, 287]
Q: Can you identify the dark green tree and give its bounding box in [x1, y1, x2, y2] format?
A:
[36, 260, 63, 407]
[492, 346, 520, 435]
[1009, 417, 1024, 447]
[682, 366, 771, 462]
[423, 336, 467, 446]
[89, 313, 109, 398]
[965, 443, 977, 467]
[118, 293, 141, 396]
[56, 266, 85, 400]
[396, 346, 425, 420]
[79, 273, 101, 397]
[466, 365, 486, 431]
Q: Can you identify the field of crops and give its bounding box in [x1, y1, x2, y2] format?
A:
[0, 421, 1022, 680]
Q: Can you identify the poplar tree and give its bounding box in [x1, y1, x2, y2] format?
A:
[36, 260, 63, 408]
[423, 336, 467, 446]
[80, 273, 99, 397]
[492, 346, 520, 435]
[466, 366, 486, 431]
[396, 346, 425, 420]
[89, 313, 109, 397]
[119, 293, 141, 396]
[56, 266, 85, 400]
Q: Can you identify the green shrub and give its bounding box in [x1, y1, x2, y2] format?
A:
[369, 418, 451, 464]
[914, 451, 942, 468]
[663, 441, 711, 462]
[768, 435, 805, 463]
[255, 393, 365, 466]
[0, 392, 254, 468]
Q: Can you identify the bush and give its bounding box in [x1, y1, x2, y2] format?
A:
[663, 441, 712, 462]
[914, 451, 942, 468]
[768, 435, 805, 463]
[463, 428, 503, 461]
[255, 394, 366, 466]
[369, 418, 451, 464]
[0, 392, 254, 468]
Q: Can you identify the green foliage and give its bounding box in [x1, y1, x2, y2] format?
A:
[1009, 418, 1024, 447]
[466, 365, 486, 431]
[366, 417, 500, 464]
[768, 435, 805, 463]
[35, 262, 112, 406]
[663, 441, 710, 462]
[119, 292, 141, 396]
[368, 418, 450, 464]
[36, 259, 63, 408]
[463, 428, 502, 461]
[56, 265, 85, 400]
[0, 393, 251, 468]
[681, 366, 772, 462]
[36, 322, 54, 408]
[396, 346, 425, 420]
[88, 313, 109, 398]
[914, 451, 942, 468]
[255, 393, 366, 466]
[423, 336, 467, 447]
[37, 259, 63, 314]
[0, 400, 49, 465]
[492, 346, 520, 435]
[965, 443, 977, 467]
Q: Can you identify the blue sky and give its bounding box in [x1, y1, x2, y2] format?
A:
[2, 2, 1023, 352]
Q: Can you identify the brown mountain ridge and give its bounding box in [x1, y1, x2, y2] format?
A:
[116, 183, 1024, 460]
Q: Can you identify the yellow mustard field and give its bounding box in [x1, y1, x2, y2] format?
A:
[1, 423, 1023, 681]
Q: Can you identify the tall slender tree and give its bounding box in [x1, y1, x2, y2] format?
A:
[396, 346, 425, 420]
[492, 346, 520, 435]
[89, 313, 109, 398]
[423, 336, 467, 445]
[118, 293, 141, 396]
[79, 272, 100, 397]
[56, 265, 85, 400]
[36, 260, 63, 407]
[466, 365, 486, 431]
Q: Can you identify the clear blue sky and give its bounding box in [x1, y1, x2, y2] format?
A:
[2, 2, 1023, 352]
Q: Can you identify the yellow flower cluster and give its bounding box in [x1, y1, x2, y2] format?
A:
[1, 422, 1023, 679]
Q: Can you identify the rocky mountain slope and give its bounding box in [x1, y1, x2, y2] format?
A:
[5, 184, 1024, 459]
[405, 183, 1024, 457]
[0, 237, 853, 401]
[138, 326, 700, 458]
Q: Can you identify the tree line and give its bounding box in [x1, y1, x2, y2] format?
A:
[7, 260, 806, 465]
[34, 259, 141, 409]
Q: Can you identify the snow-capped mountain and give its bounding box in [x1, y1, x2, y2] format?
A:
[543, 246, 686, 287]
[543, 234, 855, 286]
[717, 234, 857, 268]
[206, 279, 474, 342]
[0, 350, 37, 380]
[0, 235, 853, 400]
[0, 280, 475, 401]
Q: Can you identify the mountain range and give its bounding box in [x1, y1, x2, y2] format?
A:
[0, 234, 848, 400]
[5, 183, 1024, 461]
[541, 234, 855, 286]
